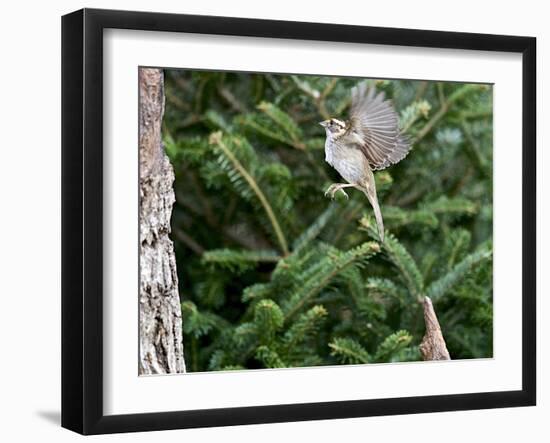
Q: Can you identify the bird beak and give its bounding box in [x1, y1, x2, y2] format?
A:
[319, 120, 329, 127]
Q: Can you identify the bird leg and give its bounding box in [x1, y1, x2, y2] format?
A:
[324, 183, 356, 199]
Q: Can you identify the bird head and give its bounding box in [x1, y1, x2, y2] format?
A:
[320, 118, 346, 137]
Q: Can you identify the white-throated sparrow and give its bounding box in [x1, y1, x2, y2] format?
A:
[320, 82, 412, 242]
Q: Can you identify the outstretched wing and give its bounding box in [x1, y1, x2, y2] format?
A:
[348, 82, 411, 171]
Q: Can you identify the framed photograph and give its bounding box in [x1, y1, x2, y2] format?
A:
[61, 8, 536, 435]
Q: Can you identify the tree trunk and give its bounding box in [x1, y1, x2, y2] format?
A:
[419, 296, 451, 361]
[139, 68, 186, 374]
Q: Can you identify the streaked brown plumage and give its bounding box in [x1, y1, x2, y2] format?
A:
[320, 83, 412, 242]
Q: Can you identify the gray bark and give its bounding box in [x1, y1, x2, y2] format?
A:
[139, 68, 186, 374]
[419, 296, 451, 361]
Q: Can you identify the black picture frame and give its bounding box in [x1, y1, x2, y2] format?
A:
[62, 8, 536, 435]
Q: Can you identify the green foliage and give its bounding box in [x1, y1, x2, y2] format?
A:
[281, 241, 380, 321]
[426, 243, 492, 301]
[373, 330, 414, 362]
[329, 337, 371, 364]
[202, 248, 280, 273]
[380, 231, 424, 300]
[164, 70, 493, 371]
[254, 299, 284, 344]
[399, 99, 431, 132]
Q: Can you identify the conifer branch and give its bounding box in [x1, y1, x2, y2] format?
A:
[255, 345, 286, 368]
[399, 100, 431, 133]
[257, 101, 305, 148]
[426, 245, 492, 301]
[329, 337, 371, 364]
[460, 120, 491, 178]
[360, 219, 424, 301]
[290, 75, 332, 120]
[374, 330, 413, 362]
[422, 196, 477, 216]
[383, 206, 438, 229]
[446, 229, 471, 271]
[209, 131, 289, 255]
[240, 114, 305, 150]
[282, 305, 328, 352]
[383, 236, 423, 301]
[283, 242, 380, 322]
[292, 204, 337, 252]
[366, 278, 403, 302]
[254, 299, 284, 344]
[414, 84, 485, 143]
[202, 248, 281, 273]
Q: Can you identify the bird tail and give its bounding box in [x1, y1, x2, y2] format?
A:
[360, 184, 385, 243]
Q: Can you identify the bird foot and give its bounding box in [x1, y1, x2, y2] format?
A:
[324, 184, 349, 200]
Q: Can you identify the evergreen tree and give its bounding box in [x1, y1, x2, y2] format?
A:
[163, 71, 493, 371]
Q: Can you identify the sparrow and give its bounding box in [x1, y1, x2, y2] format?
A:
[320, 82, 412, 242]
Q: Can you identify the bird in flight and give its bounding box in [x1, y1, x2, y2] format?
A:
[320, 82, 412, 242]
